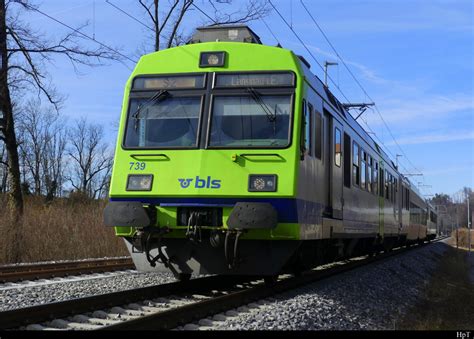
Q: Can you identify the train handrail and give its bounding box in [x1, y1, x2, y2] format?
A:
[239, 153, 284, 161]
[234, 153, 285, 162]
[130, 154, 169, 160]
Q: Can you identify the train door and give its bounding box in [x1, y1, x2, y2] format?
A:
[331, 118, 343, 219]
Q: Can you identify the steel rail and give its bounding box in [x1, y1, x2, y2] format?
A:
[0, 237, 448, 330]
[0, 258, 135, 283]
[102, 237, 449, 330]
[0, 274, 251, 329]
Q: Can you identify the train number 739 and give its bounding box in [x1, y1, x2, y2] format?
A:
[129, 162, 146, 170]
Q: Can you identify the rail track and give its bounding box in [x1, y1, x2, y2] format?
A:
[0, 257, 134, 283]
[0, 237, 448, 331]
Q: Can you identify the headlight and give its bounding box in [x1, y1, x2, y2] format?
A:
[126, 174, 153, 191]
[248, 175, 277, 192]
[199, 51, 226, 67]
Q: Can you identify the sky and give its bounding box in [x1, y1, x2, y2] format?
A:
[8, 0, 474, 197]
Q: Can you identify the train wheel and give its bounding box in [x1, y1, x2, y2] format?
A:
[292, 269, 303, 277]
[175, 273, 192, 281]
[263, 275, 279, 285]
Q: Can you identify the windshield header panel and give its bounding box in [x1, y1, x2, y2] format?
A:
[132, 74, 206, 91]
[214, 72, 295, 89]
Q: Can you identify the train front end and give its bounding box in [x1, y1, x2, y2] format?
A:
[104, 26, 306, 278]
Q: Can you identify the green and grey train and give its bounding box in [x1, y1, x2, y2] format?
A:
[104, 26, 437, 280]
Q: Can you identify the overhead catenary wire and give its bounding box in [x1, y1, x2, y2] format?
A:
[105, 0, 155, 32]
[268, 0, 428, 192]
[267, 1, 395, 160]
[106, 1, 220, 38]
[360, 116, 411, 174]
[361, 118, 427, 194]
[25, 4, 137, 67]
[261, 17, 281, 46]
[300, 0, 423, 176]
[191, 2, 219, 25]
[360, 115, 427, 192]
[267, 0, 351, 104]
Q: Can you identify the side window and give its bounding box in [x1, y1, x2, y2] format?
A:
[367, 156, 373, 193]
[334, 127, 342, 167]
[407, 189, 410, 210]
[361, 150, 367, 190]
[404, 187, 407, 209]
[392, 176, 397, 203]
[300, 99, 306, 159]
[315, 112, 322, 159]
[391, 175, 394, 203]
[394, 178, 398, 204]
[407, 187, 409, 209]
[343, 133, 351, 188]
[305, 102, 312, 155]
[385, 170, 389, 200]
[379, 165, 384, 197]
[402, 186, 405, 209]
[352, 142, 360, 186]
[390, 174, 393, 202]
[388, 174, 392, 202]
[373, 162, 378, 195]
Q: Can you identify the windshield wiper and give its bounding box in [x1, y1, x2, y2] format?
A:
[246, 87, 277, 122]
[133, 89, 170, 130]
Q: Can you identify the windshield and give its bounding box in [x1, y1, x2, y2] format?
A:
[124, 96, 201, 148]
[209, 95, 291, 147]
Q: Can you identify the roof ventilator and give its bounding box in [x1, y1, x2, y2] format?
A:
[188, 25, 262, 44]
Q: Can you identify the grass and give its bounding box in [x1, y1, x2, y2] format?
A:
[396, 243, 474, 330]
[447, 228, 474, 251]
[0, 194, 128, 264]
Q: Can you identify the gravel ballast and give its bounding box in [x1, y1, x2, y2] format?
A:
[0, 241, 449, 330]
[190, 241, 450, 330]
[0, 271, 177, 311]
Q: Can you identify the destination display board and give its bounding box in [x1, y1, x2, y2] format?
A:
[133, 75, 205, 90]
[215, 73, 295, 88]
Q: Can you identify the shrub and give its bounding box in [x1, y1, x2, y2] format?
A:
[0, 195, 128, 264]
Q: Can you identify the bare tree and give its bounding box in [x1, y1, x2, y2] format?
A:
[17, 100, 49, 195]
[0, 0, 123, 225]
[133, 0, 270, 52]
[0, 143, 7, 193]
[16, 99, 67, 199]
[42, 119, 67, 201]
[91, 154, 113, 199]
[67, 118, 112, 199]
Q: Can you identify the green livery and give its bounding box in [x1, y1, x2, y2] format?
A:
[110, 42, 304, 241]
[104, 25, 436, 280]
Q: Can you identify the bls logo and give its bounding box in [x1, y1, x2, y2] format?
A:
[178, 176, 221, 189]
[177, 178, 193, 188]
